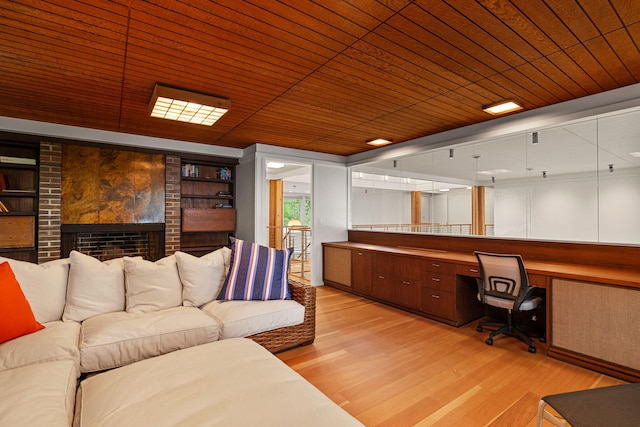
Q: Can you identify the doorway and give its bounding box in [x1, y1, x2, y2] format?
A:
[265, 160, 312, 282]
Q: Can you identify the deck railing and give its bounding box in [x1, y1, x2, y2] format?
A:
[351, 223, 495, 236]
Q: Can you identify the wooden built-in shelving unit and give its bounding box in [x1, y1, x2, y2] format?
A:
[180, 157, 237, 256]
[0, 141, 39, 262]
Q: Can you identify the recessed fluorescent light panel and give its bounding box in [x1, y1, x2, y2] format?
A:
[367, 138, 393, 147]
[266, 162, 285, 169]
[149, 84, 230, 126]
[482, 101, 523, 115]
[477, 169, 511, 175]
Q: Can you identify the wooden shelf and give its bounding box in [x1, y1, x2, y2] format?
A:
[182, 176, 232, 184]
[181, 194, 233, 199]
[0, 141, 39, 260]
[0, 190, 37, 196]
[179, 157, 237, 255]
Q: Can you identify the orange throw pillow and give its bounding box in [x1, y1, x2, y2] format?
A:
[0, 261, 44, 344]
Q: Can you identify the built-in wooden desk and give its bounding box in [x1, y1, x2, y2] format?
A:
[323, 240, 640, 382]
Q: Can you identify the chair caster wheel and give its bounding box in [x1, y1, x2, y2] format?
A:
[477, 326, 483, 332]
[485, 338, 493, 346]
[528, 346, 536, 354]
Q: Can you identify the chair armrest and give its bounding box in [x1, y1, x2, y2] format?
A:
[289, 279, 315, 310]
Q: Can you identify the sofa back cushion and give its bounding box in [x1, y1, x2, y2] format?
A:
[218, 238, 293, 301]
[0, 256, 69, 323]
[0, 262, 44, 344]
[62, 251, 129, 322]
[124, 255, 182, 313]
[175, 247, 231, 307]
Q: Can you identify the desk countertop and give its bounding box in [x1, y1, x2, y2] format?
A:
[323, 241, 640, 289]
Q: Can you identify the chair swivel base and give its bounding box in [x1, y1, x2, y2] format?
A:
[477, 321, 537, 353]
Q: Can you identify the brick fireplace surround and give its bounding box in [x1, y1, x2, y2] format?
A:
[37, 142, 181, 263]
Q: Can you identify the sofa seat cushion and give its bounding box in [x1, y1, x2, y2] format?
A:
[0, 359, 77, 427]
[74, 338, 363, 427]
[201, 299, 304, 340]
[79, 306, 219, 373]
[0, 321, 81, 376]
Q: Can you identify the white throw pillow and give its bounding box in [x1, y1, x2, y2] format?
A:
[124, 255, 182, 313]
[0, 256, 69, 323]
[62, 251, 128, 322]
[176, 247, 231, 307]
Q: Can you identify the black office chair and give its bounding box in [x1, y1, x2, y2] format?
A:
[475, 251, 542, 353]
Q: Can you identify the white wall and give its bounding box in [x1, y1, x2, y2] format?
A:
[351, 189, 410, 225]
[312, 164, 349, 285]
[599, 171, 640, 243]
[492, 169, 640, 243]
[240, 144, 347, 286]
[235, 154, 257, 242]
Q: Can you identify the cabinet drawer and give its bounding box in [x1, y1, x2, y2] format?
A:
[424, 260, 455, 275]
[455, 264, 481, 277]
[424, 271, 454, 291]
[421, 287, 455, 320]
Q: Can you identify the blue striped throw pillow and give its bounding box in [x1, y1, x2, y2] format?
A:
[218, 238, 293, 300]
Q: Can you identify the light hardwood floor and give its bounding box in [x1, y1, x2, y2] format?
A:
[277, 285, 626, 427]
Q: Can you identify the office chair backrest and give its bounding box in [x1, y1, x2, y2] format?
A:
[475, 251, 530, 310]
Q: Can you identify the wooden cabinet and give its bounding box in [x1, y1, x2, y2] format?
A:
[180, 157, 237, 256]
[371, 253, 421, 310]
[323, 246, 352, 288]
[421, 261, 456, 321]
[351, 249, 372, 294]
[550, 278, 640, 381]
[0, 142, 38, 262]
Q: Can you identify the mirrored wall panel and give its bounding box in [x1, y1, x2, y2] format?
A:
[350, 107, 640, 244]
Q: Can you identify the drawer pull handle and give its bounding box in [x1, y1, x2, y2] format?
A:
[357, 252, 364, 256]
[469, 268, 479, 273]
[431, 294, 440, 299]
[402, 280, 410, 285]
[432, 263, 440, 267]
[431, 278, 440, 282]
[378, 275, 385, 279]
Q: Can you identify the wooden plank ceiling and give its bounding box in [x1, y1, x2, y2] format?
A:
[1, 0, 639, 156]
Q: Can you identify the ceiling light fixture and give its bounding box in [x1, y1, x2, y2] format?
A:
[629, 152, 640, 158]
[367, 138, 393, 147]
[477, 169, 510, 175]
[482, 100, 523, 115]
[266, 162, 285, 169]
[449, 148, 454, 159]
[532, 131, 539, 144]
[149, 84, 230, 126]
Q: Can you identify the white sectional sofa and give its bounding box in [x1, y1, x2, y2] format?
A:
[0, 242, 333, 426]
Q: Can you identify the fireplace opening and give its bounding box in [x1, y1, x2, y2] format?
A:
[61, 224, 165, 261]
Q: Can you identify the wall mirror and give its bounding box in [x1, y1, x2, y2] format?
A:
[350, 106, 640, 245]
